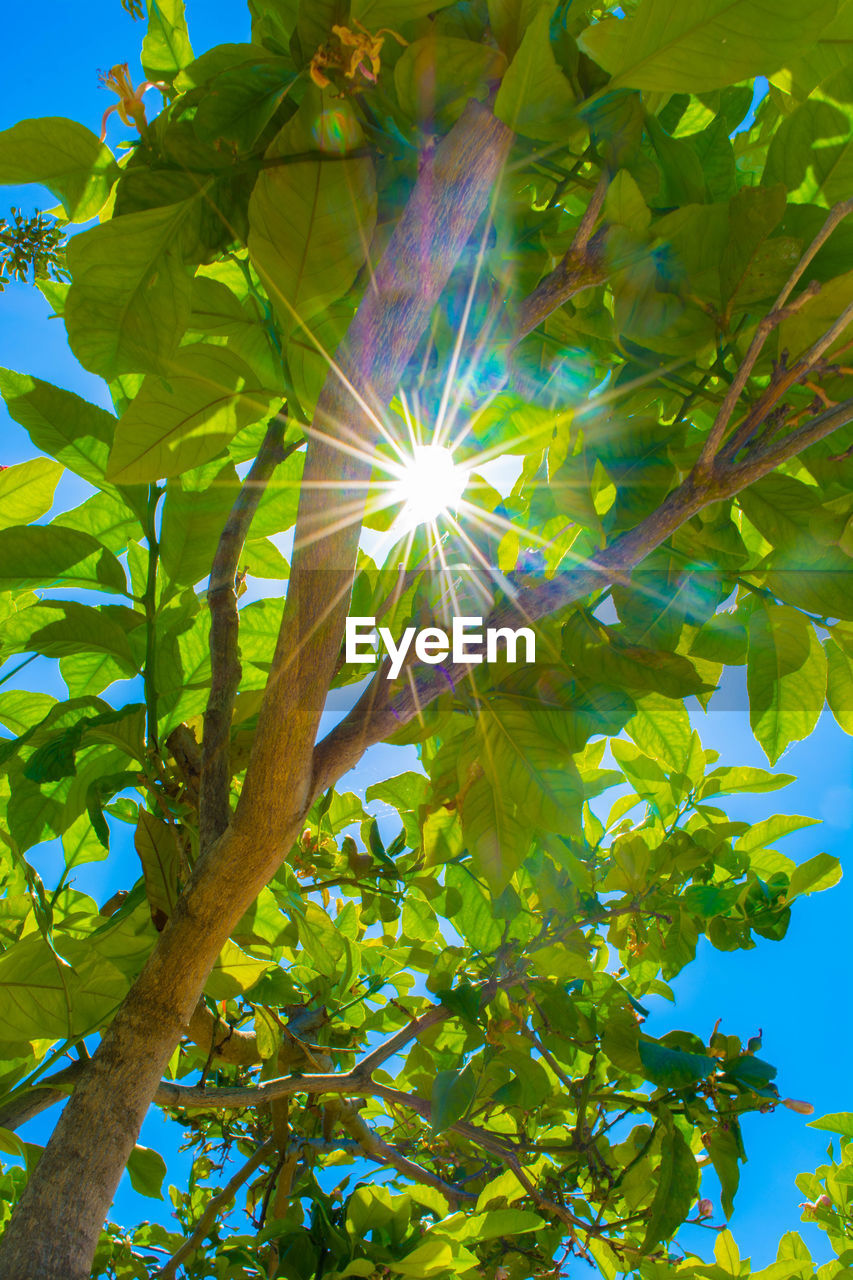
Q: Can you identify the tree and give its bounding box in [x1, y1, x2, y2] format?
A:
[0, 0, 851, 1275]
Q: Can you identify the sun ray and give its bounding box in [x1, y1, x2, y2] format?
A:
[292, 491, 403, 552]
[454, 499, 550, 547]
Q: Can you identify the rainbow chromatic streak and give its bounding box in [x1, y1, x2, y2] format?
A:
[312, 108, 360, 152]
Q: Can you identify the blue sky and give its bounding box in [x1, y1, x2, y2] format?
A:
[1, 0, 851, 1269]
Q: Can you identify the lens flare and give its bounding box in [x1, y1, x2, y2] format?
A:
[390, 444, 469, 530]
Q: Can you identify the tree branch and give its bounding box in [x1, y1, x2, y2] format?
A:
[185, 1001, 261, 1068]
[0, 1060, 87, 1132]
[513, 173, 609, 343]
[335, 1101, 475, 1206]
[695, 197, 853, 475]
[154, 1139, 274, 1280]
[199, 417, 292, 853]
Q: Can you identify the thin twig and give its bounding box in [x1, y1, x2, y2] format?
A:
[720, 299, 853, 464]
[335, 1102, 475, 1205]
[199, 418, 294, 854]
[696, 197, 853, 474]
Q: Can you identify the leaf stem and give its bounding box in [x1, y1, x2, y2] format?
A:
[0, 653, 39, 689]
[143, 484, 162, 752]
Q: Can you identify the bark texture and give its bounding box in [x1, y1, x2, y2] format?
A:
[0, 100, 513, 1280]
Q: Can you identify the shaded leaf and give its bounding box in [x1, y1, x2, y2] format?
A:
[248, 92, 376, 336]
[579, 0, 838, 93]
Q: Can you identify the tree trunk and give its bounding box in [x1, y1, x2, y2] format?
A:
[0, 101, 513, 1280]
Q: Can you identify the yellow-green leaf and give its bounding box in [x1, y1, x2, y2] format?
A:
[141, 0, 194, 82]
[107, 345, 277, 483]
[747, 605, 827, 764]
[579, 0, 838, 93]
[248, 92, 376, 336]
[0, 458, 62, 529]
[0, 117, 118, 222]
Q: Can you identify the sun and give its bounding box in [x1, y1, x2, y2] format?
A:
[389, 443, 470, 531]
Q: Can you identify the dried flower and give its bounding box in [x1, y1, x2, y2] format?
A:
[99, 62, 168, 140]
[309, 20, 406, 91]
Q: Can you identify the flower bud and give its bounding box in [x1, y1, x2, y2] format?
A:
[782, 1098, 815, 1115]
[697, 1198, 713, 1219]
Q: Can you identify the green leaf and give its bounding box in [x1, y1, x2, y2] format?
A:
[0, 527, 126, 594]
[578, 0, 838, 93]
[722, 1054, 777, 1089]
[0, 117, 118, 222]
[107, 345, 277, 483]
[366, 771, 429, 814]
[0, 458, 62, 529]
[248, 92, 376, 336]
[611, 740, 676, 818]
[54, 490, 142, 553]
[65, 198, 201, 378]
[462, 1208, 545, 1240]
[431, 1064, 476, 1133]
[747, 605, 827, 765]
[641, 1121, 698, 1249]
[444, 866, 502, 953]
[0, 369, 116, 488]
[391, 1237, 473, 1278]
[782, 269, 853, 365]
[720, 183, 788, 313]
[193, 62, 298, 151]
[808, 1111, 853, 1137]
[764, 70, 853, 208]
[826, 636, 853, 733]
[701, 765, 795, 797]
[479, 699, 584, 833]
[734, 813, 819, 853]
[0, 908, 152, 1046]
[159, 462, 241, 588]
[134, 809, 179, 927]
[126, 1145, 167, 1199]
[395, 37, 507, 128]
[487, 0, 553, 59]
[62, 813, 110, 873]
[0, 601, 139, 672]
[787, 851, 842, 898]
[142, 0, 194, 82]
[206, 941, 274, 1000]
[494, 7, 577, 141]
[638, 1037, 717, 1088]
[295, 0, 349, 58]
[627, 693, 691, 770]
[461, 770, 531, 895]
[352, 0, 457, 23]
[0, 690, 57, 737]
[706, 1124, 741, 1219]
[23, 704, 143, 783]
[715, 1229, 741, 1275]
